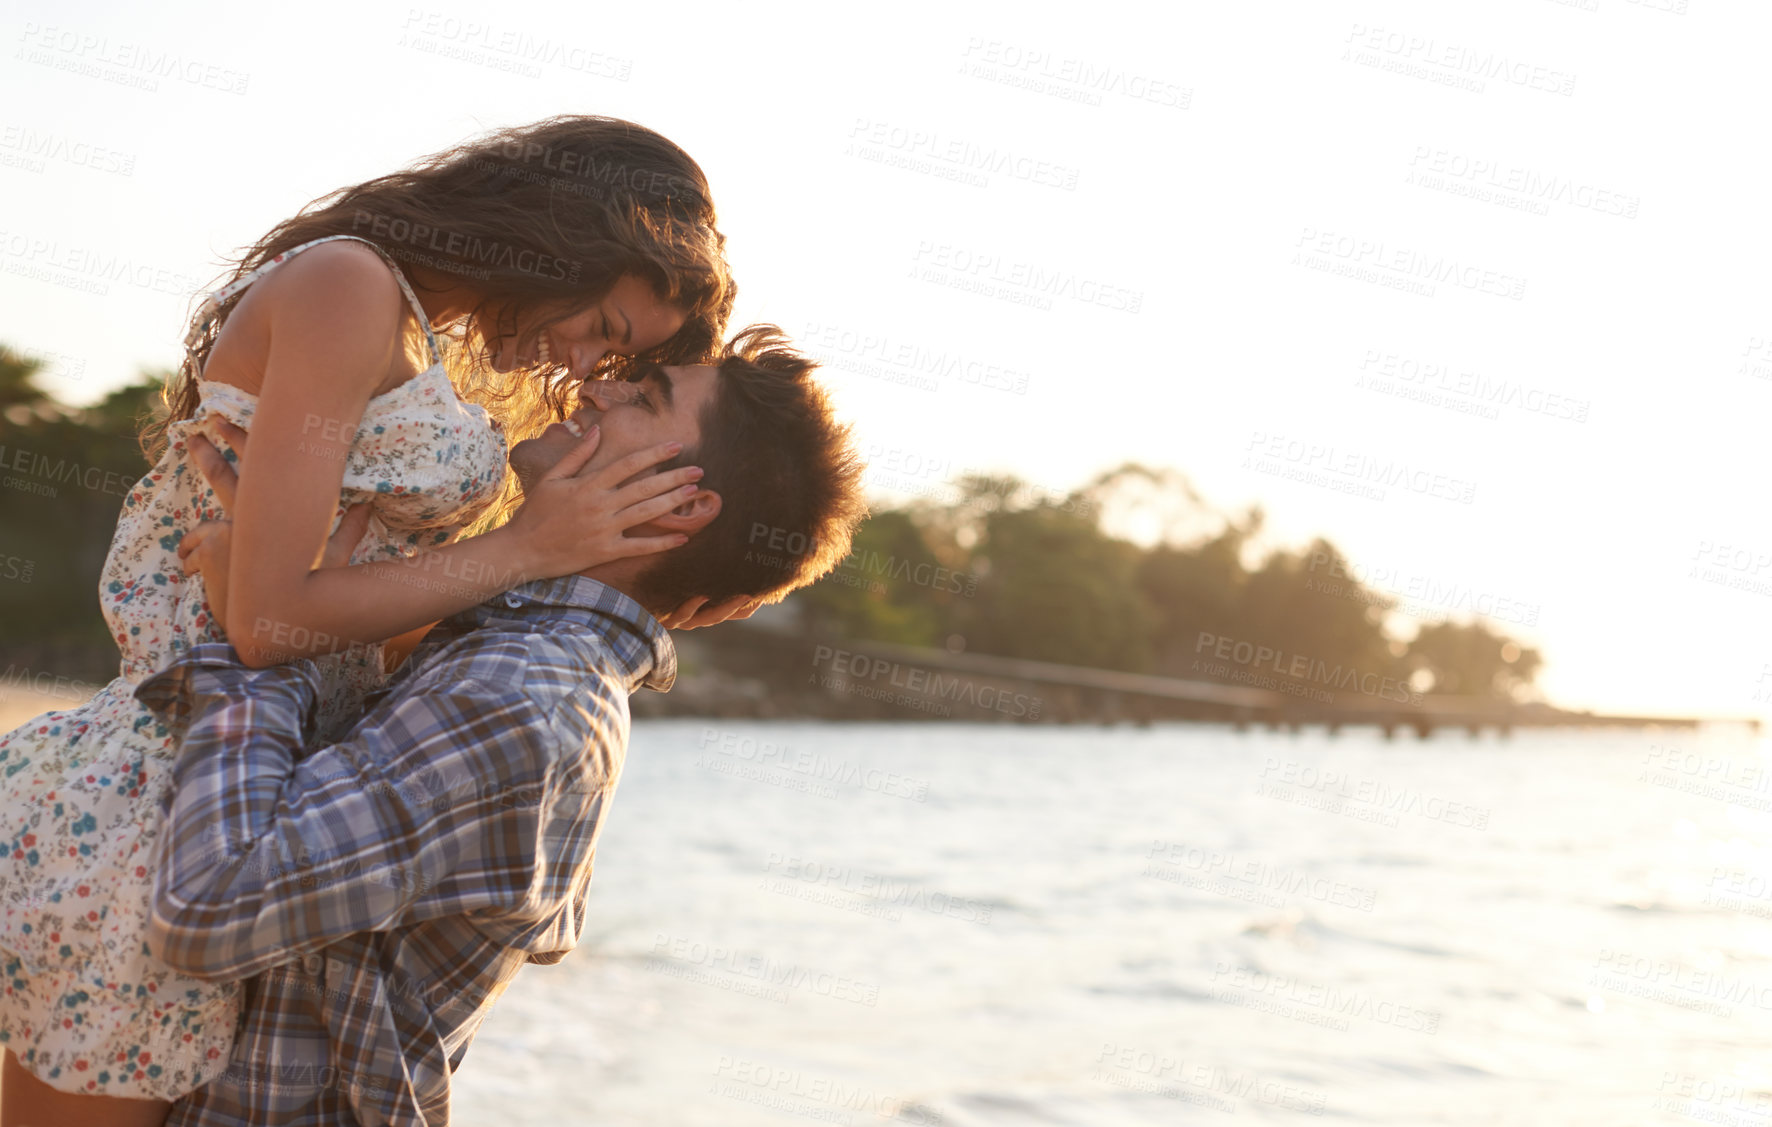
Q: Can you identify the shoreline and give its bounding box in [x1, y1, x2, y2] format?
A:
[0, 686, 98, 732]
[1, 679, 1749, 739]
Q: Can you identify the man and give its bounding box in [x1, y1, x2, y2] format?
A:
[134, 325, 867, 1126]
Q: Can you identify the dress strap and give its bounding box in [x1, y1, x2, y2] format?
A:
[183, 234, 444, 367]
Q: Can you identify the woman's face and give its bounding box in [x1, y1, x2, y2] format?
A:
[488, 274, 688, 380]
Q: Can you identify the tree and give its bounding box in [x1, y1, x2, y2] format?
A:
[1136, 507, 1260, 674]
[0, 364, 165, 677]
[957, 497, 1153, 672]
[0, 347, 50, 409]
[1235, 538, 1403, 682]
[797, 509, 953, 645]
[1405, 620, 1543, 700]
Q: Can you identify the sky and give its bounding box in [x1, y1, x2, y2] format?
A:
[0, 0, 1766, 720]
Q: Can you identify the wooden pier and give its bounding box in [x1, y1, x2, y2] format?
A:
[678, 629, 1757, 733]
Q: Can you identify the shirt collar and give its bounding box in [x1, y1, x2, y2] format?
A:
[492, 574, 676, 692]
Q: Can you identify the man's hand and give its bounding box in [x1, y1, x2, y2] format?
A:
[656, 594, 764, 631]
[180, 415, 371, 639]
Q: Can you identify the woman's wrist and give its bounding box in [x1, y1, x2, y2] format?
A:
[470, 522, 549, 589]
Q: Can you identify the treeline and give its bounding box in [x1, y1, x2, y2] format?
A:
[0, 348, 168, 680]
[793, 469, 1541, 702]
[0, 346, 1543, 703]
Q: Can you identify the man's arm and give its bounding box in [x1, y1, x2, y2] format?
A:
[135, 640, 602, 982]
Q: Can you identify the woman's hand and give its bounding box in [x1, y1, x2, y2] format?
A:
[500, 426, 708, 580]
[181, 418, 370, 644]
[656, 594, 764, 631]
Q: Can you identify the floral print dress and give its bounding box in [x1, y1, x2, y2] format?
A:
[0, 235, 509, 1100]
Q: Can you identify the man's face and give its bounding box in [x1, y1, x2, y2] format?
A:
[508, 362, 719, 489]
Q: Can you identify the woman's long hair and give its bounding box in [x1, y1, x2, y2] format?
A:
[148, 115, 735, 486]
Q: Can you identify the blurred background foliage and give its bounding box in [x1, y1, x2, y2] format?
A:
[1, 346, 170, 679]
[796, 464, 1542, 703]
[0, 345, 1541, 702]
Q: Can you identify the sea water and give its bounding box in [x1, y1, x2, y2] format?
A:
[450, 720, 1772, 1126]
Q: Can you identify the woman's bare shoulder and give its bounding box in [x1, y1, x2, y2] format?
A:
[207, 241, 409, 394]
[246, 239, 406, 317]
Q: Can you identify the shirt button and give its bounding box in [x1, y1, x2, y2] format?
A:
[504, 593, 522, 608]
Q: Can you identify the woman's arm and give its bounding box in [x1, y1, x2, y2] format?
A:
[209, 243, 699, 667]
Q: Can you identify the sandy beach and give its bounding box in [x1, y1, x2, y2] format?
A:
[0, 686, 98, 733]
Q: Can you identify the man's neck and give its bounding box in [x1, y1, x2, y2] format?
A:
[576, 560, 667, 619]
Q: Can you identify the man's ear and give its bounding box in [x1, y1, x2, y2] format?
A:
[632, 489, 721, 537]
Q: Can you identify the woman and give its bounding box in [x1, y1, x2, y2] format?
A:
[0, 114, 748, 1127]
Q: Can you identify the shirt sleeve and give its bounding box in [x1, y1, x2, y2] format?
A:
[134, 639, 584, 982]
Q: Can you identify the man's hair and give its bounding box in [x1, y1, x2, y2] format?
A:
[636, 325, 867, 609]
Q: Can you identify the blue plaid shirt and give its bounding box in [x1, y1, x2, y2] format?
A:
[134, 575, 675, 1127]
